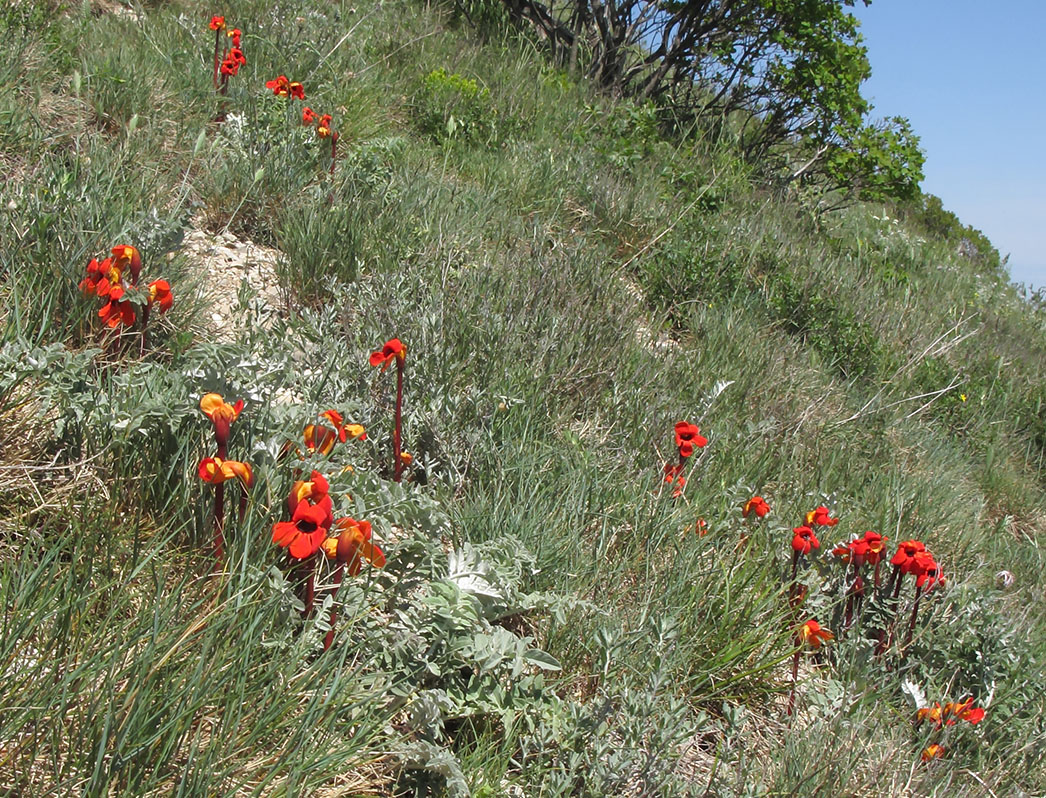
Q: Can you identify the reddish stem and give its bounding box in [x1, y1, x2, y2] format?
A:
[323, 563, 346, 651]
[212, 437, 228, 570]
[902, 581, 923, 655]
[393, 356, 404, 482]
[213, 29, 221, 89]
[213, 483, 225, 569]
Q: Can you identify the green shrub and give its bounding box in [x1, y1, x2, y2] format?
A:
[412, 67, 498, 145]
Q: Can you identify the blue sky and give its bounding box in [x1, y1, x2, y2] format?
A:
[852, 1, 1046, 289]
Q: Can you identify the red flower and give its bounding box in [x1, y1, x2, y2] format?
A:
[80, 257, 120, 297]
[891, 539, 927, 573]
[796, 619, 833, 649]
[200, 393, 244, 450]
[944, 698, 985, 725]
[288, 471, 333, 522]
[916, 702, 944, 728]
[289, 81, 305, 100]
[742, 496, 770, 519]
[913, 554, 944, 590]
[229, 46, 246, 66]
[321, 517, 386, 575]
[805, 505, 839, 527]
[921, 744, 945, 762]
[694, 518, 708, 537]
[272, 471, 334, 559]
[266, 75, 291, 97]
[227, 27, 241, 47]
[670, 475, 687, 498]
[303, 411, 366, 455]
[369, 338, 407, 371]
[200, 393, 244, 425]
[198, 457, 254, 488]
[210, 15, 225, 30]
[148, 279, 173, 312]
[303, 424, 338, 456]
[663, 462, 683, 482]
[791, 525, 819, 554]
[833, 532, 885, 567]
[111, 244, 141, 285]
[862, 530, 887, 565]
[272, 501, 331, 559]
[302, 107, 317, 125]
[98, 293, 136, 328]
[674, 421, 707, 457]
[316, 114, 333, 138]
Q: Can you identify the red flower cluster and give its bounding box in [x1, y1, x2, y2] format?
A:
[916, 698, 985, 728]
[302, 107, 334, 139]
[661, 421, 708, 499]
[79, 245, 172, 330]
[662, 462, 686, 495]
[221, 44, 247, 77]
[832, 530, 887, 567]
[892, 539, 944, 590]
[211, 16, 246, 91]
[266, 75, 305, 99]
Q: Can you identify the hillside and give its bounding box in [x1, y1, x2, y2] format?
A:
[1, 0, 1044, 795]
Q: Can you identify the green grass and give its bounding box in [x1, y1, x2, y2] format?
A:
[1, 0, 1045, 795]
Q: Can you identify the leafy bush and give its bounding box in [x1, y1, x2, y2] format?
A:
[412, 67, 499, 145]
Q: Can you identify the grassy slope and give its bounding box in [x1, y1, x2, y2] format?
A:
[1, 0, 1045, 795]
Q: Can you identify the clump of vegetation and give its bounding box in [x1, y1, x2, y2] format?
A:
[413, 67, 499, 144]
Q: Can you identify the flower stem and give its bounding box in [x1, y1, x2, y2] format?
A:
[902, 581, 923, 656]
[213, 483, 225, 569]
[323, 563, 345, 651]
[213, 29, 221, 89]
[393, 356, 404, 482]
